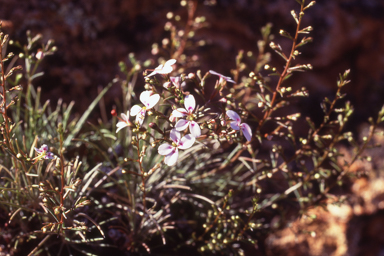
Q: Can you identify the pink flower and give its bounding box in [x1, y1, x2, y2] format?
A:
[170, 76, 181, 89]
[226, 110, 252, 142]
[209, 70, 235, 83]
[158, 129, 195, 166]
[116, 111, 132, 133]
[34, 144, 55, 160]
[171, 94, 201, 138]
[130, 91, 160, 126]
[145, 59, 176, 78]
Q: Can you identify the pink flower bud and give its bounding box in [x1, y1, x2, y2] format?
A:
[163, 81, 172, 89]
[36, 50, 44, 60]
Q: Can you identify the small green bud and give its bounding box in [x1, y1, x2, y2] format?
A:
[54, 207, 61, 215]
[57, 122, 63, 133]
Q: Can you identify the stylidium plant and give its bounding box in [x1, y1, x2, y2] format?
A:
[116, 110, 132, 133]
[4, 1, 384, 255]
[130, 90, 160, 126]
[226, 110, 252, 142]
[171, 94, 201, 138]
[145, 59, 176, 77]
[158, 129, 195, 166]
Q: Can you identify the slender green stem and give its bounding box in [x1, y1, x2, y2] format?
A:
[135, 139, 147, 214]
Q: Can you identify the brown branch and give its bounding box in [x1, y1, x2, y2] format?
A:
[172, 0, 197, 61]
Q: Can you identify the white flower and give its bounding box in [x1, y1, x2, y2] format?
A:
[209, 70, 235, 83]
[116, 111, 132, 133]
[130, 91, 160, 126]
[171, 94, 201, 138]
[145, 59, 176, 78]
[34, 144, 55, 160]
[36, 50, 44, 60]
[226, 110, 252, 142]
[158, 129, 195, 166]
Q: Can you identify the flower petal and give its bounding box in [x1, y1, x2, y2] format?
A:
[158, 143, 174, 155]
[175, 119, 189, 131]
[170, 129, 181, 143]
[230, 121, 240, 131]
[225, 77, 235, 83]
[226, 110, 241, 123]
[135, 109, 146, 126]
[145, 94, 160, 109]
[189, 121, 201, 138]
[157, 65, 173, 74]
[184, 94, 196, 113]
[154, 64, 164, 71]
[171, 108, 188, 118]
[209, 70, 222, 77]
[169, 114, 177, 123]
[116, 121, 128, 133]
[145, 70, 158, 78]
[45, 152, 55, 159]
[241, 123, 252, 142]
[121, 113, 128, 121]
[165, 59, 177, 66]
[209, 70, 235, 83]
[178, 134, 195, 149]
[41, 145, 48, 152]
[130, 105, 142, 116]
[164, 148, 178, 166]
[140, 91, 152, 104]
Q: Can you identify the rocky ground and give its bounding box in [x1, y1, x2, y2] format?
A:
[266, 125, 384, 256]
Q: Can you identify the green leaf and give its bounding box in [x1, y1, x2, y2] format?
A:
[64, 82, 113, 146]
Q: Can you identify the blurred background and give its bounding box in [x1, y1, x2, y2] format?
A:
[1, 0, 384, 255]
[0, 0, 383, 119]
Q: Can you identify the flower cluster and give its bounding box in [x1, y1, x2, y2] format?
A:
[115, 59, 252, 166]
